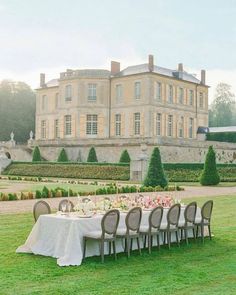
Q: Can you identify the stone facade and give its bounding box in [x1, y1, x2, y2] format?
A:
[35, 55, 208, 143]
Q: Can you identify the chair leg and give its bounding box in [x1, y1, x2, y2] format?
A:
[127, 237, 130, 258]
[101, 240, 105, 263]
[176, 231, 180, 247]
[130, 238, 133, 250]
[167, 232, 171, 249]
[196, 225, 199, 238]
[83, 238, 87, 260]
[164, 232, 166, 244]
[181, 229, 183, 240]
[144, 235, 147, 248]
[113, 241, 117, 260]
[201, 225, 204, 243]
[185, 229, 188, 245]
[208, 225, 212, 240]
[157, 234, 160, 250]
[148, 234, 151, 254]
[137, 237, 141, 255]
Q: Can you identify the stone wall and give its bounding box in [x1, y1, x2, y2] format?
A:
[34, 137, 236, 164]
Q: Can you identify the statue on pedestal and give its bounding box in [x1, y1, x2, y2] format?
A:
[10, 131, 14, 141]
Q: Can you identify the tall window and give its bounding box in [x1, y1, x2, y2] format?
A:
[179, 116, 184, 138]
[134, 112, 141, 135]
[156, 82, 162, 101]
[199, 92, 204, 109]
[41, 95, 47, 110]
[88, 84, 97, 101]
[189, 118, 194, 138]
[168, 85, 173, 103]
[64, 115, 72, 136]
[179, 87, 184, 104]
[167, 115, 173, 137]
[55, 93, 59, 108]
[134, 82, 141, 99]
[115, 114, 121, 136]
[189, 90, 194, 106]
[54, 119, 59, 138]
[41, 120, 46, 139]
[86, 114, 98, 135]
[116, 84, 122, 103]
[156, 113, 162, 136]
[65, 85, 72, 102]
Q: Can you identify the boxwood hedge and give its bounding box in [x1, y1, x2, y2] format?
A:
[3, 162, 130, 181]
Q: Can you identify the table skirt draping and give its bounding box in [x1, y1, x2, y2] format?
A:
[16, 208, 201, 266]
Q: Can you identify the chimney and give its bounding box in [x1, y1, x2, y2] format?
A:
[178, 63, 183, 72]
[111, 61, 120, 75]
[201, 70, 206, 85]
[40, 73, 45, 88]
[148, 54, 154, 72]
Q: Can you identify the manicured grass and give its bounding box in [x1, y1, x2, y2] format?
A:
[169, 182, 236, 187]
[0, 195, 236, 295]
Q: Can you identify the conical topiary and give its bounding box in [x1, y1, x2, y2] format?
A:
[87, 147, 98, 162]
[57, 148, 69, 162]
[143, 147, 168, 188]
[119, 149, 131, 163]
[200, 146, 220, 185]
[32, 146, 41, 162]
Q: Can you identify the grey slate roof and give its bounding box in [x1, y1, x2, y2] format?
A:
[116, 64, 201, 84]
[46, 79, 59, 87]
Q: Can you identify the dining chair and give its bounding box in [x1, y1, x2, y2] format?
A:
[195, 200, 213, 242]
[116, 207, 142, 258]
[140, 206, 163, 253]
[83, 209, 120, 263]
[178, 202, 197, 244]
[58, 199, 74, 212]
[160, 203, 181, 249]
[33, 200, 51, 222]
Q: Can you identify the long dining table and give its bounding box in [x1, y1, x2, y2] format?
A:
[16, 207, 201, 266]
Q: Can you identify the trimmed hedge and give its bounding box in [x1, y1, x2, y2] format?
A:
[163, 163, 236, 182]
[3, 162, 130, 180]
[206, 132, 236, 143]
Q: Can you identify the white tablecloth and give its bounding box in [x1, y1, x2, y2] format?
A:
[16, 207, 201, 266]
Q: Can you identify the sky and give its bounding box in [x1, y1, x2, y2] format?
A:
[0, 0, 236, 102]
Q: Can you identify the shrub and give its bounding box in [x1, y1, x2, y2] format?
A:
[57, 148, 69, 162]
[87, 147, 98, 162]
[206, 132, 236, 143]
[119, 150, 131, 163]
[143, 147, 168, 188]
[35, 190, 42, 199]
[8, 193, 17, 201]
[200, 146, 220, 185]
[41, 186, 49, 198]
[32, 146, 41, 162]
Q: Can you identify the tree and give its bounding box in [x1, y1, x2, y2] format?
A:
[57, 148, 69, 162]
[143, 147, 168, 188]
[119, 149, 131, 163]
[0, 80, 36, 142]
[87, 147, 98, 162]
[209, 83, 236, 127]
[200, 146, 220, 185]
[32, 146, 41, 162]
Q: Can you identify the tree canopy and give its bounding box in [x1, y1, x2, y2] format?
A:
[209, 83, 236, 127]
[0, 80, 36, 143]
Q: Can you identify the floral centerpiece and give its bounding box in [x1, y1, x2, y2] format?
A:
[74, 198, 95, 216]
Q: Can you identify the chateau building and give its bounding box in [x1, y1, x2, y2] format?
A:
[35, 55, 208, 146]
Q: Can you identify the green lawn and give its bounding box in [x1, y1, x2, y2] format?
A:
[1, 195, 236, 295]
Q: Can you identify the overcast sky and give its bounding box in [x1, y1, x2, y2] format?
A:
[0, 0, 236, 102]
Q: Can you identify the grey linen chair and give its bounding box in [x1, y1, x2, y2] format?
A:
[160, 203, 181, 249]
[140, 206, 163, 253]
[195, 200, 213, 242]
[33, 200, 51, 222]
[83, 209, 120, 263]
[116, 207, 142, 258]
[58, 199, 74, 212]
[178, 202, 197, 244]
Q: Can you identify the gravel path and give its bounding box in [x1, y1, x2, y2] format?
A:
[1, 186, 236, 214]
